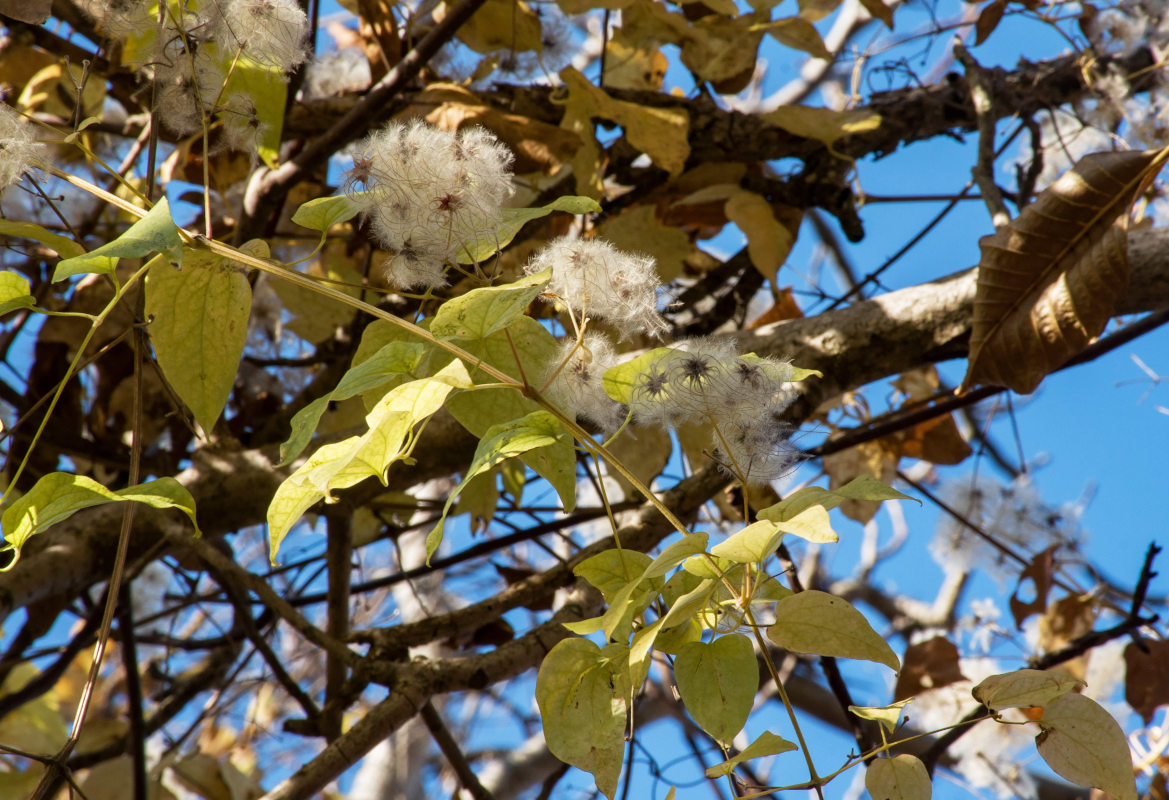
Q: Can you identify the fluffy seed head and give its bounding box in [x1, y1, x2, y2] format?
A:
[0, 105, 46, 190]
[525, 237, 667, 338]
[344, 120, 515, 289]
[545, 334, 624, 432]
[215, 0, 310, 71]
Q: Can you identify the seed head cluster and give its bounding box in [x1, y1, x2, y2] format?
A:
[525, 237, 668, 338]
[0, 105, 46, 191]
[344, 121, 515, 289]
[88, 0, 307, 149]
[544, 334, 624, 433]
[629, 339, 797, 484]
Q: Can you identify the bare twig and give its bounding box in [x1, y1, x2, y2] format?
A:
[420, 701, 496, 800]
[954, 42, 1012, 229]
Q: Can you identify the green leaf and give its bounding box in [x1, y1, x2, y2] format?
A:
[1, 473, 200, 569]
[457, 196, 603, 264]
[0, 219, 84, 259]
[54, 197, 182, 281]
[849, 699, 912, 733]
[602, 347, 676, 404]
[758, 476, 916, 543]
[710, 520, 784, 563]
[145, 249, 251, 434]
[767, 590, 900, 671]
[536, 638, 628, 799]
[280, 341, 427, 464]
[865, 755, 932, 800]
[1037, 693, 1136, 800]
[659, 577, 717, 630]
[971, 669, 1085, 711]
[268, 361, 472, 562]
[674, 634, 758, 745]
[644, 532, 709, 579]
[291, 193, 364, 233]
[705, 731, 798, 778]
[575, 550, 654, 601]
[580, 549, 666, 643]
[427, 410, 571, 562]
[431, 269, 552, 341]
[0, 271, 34, 317]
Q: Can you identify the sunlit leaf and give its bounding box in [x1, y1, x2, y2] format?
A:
[0, 270, 34, 316]
[427, 410, 572, 561]
[705, 731, 797, 777]
[1, 473, 200, 569]
[710, 520, 784, 563]
[457, 196, 601, 264]
[146, 249, 251, 435]
[0, 219, 84, 259]
[431, 268, 551, 340]
[291, 193, 364, 233]
[280, 341, 427, 464]
[865, 755, 932, 800]
[268, 361, 472, 561]
[561, 66, 689, 177]
[761, 105, 881, 150]
[849, 699, 911, 733]
[675, 634, 758, 745]
[1037, 693, 1137, 800]
[767, 590, 899, 671]
[54, 197, 182, 281]
[971, 669, 1084, 711]
[536, 639, 628, 799]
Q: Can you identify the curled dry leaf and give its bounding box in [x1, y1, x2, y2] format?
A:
[960, 149, 1169, 395]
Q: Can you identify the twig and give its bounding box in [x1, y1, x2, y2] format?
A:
[420, 701, 496, 800]
[324, 513, 353, 741]
[954, 42, 1011, 229]
[117, 587, 149, 800]
[166, 529, 362, 670]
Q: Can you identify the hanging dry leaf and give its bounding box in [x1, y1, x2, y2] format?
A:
[560, 66, 690, 177]
[761, 105, 882, 151]
[1038, 593, 1097, 679]
[960, 150, 1169, 395]
[723, 190, 801, 282]
[1124, 639, 1169, 724]
[596, 206, 693, 282]
[894, 636, 967, 701]
[1009, 545, 1058, 630]
[975, 0, 1007, 45]
[357, 0, 401, 81]
[858, 0, 894, 27]
[450, 0, 544, 53]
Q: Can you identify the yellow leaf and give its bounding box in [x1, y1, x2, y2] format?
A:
[761, 105, 883, 152]
[560, 66, 690, 177]
[767, 590, 900, 671]
[603, 40, 668, 90]
[724, 189, 799, 283]
[972, 669, 1084, 711]
[799, 0, 844, 21]
[754, 17, 832, 58]
[1037, 693, 1137, 800]
[680, 14, 766, 85]
[865, 755, 932, 800]
[449, 0, 544, 54]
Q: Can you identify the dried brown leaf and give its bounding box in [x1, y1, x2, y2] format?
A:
[974, 0, 1007, 45]
[1009, 544, 1058, 630]
[1124, 639, 1169, 724]
[961, 150, 1169, 394]
[894, 636, 966, 701]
